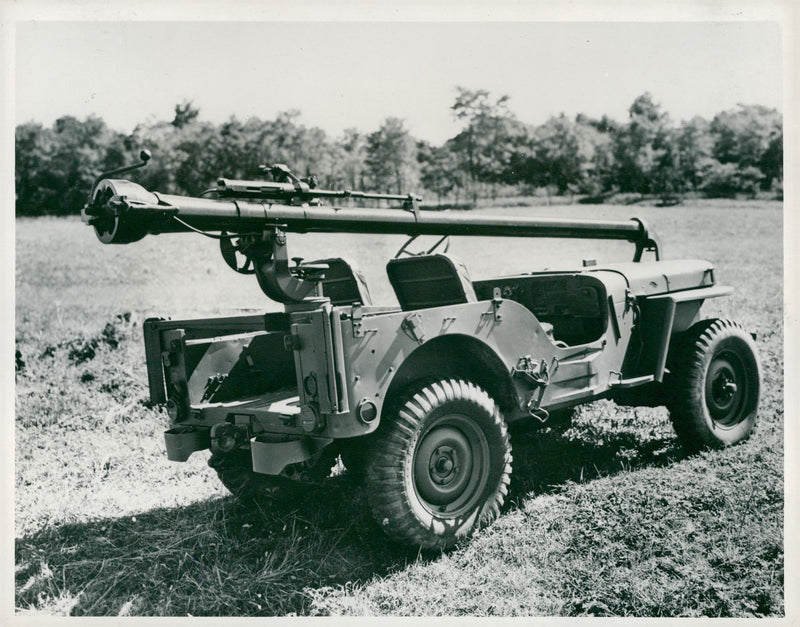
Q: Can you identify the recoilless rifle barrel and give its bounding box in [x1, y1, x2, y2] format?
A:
[82, 152, 661, 262]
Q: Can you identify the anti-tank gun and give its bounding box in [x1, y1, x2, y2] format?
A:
[83, 151, 661, 303]
[83, 151, 761, 550]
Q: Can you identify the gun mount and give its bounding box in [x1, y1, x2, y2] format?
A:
[80, 153, 759, 551]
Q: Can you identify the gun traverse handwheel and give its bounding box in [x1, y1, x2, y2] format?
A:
[219, 233, 256, 274]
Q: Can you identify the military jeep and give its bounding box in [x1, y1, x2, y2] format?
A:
[83, 156, 761, 549]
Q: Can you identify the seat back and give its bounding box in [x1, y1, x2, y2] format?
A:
[386, 253, 476, 310]
[310, 258, 372, 306]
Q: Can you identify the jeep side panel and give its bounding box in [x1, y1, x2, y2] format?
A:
[346, 270, 635, 425]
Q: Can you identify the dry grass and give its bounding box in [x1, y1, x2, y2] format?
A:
[14, 199, 783, 616]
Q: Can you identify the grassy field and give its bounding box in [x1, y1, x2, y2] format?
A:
[14, 199, 783, 616]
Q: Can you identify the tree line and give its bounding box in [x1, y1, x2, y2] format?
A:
[15, 89, 782, 216]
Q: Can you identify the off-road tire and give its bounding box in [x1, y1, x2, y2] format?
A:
[209, 449, 284, 502]
[209, 444, 338, 503]
[666, 319, 761, 452]
[365, 379, 512, 550]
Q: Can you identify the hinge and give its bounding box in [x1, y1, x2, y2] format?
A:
[624, 289, 636, 312]
[351, 304, 364, 338]
[283, 333, 300, 351]
[492, 287, 503, 321]
[481, 287, 504, 322]
[624, 289, 641, 326]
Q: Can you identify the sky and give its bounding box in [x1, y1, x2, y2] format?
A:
[15, 20, 782, 144]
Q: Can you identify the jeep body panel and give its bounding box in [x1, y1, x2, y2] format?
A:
[146, 253, 734, 470]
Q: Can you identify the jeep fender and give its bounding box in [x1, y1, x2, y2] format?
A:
[383, 333, 519, 418]
[342, 298, 563, 430]
[633, 285, 734, 382]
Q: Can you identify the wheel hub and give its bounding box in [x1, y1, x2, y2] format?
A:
[705, 352, 746, 426]
[413, 415, 489, 514]
[430, 445, 457, 484]
[712, 370, 737, 405]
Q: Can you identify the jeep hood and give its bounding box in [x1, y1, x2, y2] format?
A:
[588, 259, 716, 297]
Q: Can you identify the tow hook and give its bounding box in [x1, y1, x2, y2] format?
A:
[210, 423, 248, 455]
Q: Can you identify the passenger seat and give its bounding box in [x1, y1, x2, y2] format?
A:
[386, 253, 476, 310]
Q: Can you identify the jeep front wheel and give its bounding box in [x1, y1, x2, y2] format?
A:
[667, 318, 761, 452]
[365, 379, 512, 550]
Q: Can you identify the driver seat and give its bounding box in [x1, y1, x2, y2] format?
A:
[308, 257, 372, 306]
[387, 253, 476, 310]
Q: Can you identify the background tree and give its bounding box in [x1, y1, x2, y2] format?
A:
[14, 90, 783, 216]
[760, 129, 782, 193]
[529, 115, 598, 193]
[417, 141, 459, 204]
[709, 104, 782, 191]
[126, 119, 183, 194]
[15, 122, 54, 215]
[450, 87, 521, 203]
[574, 115, 617, 197]
[613, 93, 673, 194]
[17, 115, 123, 215]
[335, 128, 368, 190]
[710, 105, 780, 167]
[365, 117, 419, 194]
[675, 116, 714, 192]
[171, 100, 200, 129]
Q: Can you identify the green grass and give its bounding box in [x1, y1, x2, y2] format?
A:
[15, 199, 783, 616]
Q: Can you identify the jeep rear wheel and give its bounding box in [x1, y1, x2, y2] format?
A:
[365, 379, 512, 550]
[209, 444, 338, 503]
[666, 319, 761, 452]
[209, 450, 283, 502]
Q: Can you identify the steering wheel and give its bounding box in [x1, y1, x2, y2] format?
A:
[394, 235, 451, 258]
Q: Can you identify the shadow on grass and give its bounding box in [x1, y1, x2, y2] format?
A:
[15, 412, 686, 617]
[15, 471, 412, 617]
[506, 413, 686, 502]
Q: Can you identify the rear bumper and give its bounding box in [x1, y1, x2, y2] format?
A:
[164, 425, 332, 476]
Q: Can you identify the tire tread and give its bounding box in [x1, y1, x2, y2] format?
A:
[365, 378, 512, 550]
[666, 318, 760, 452]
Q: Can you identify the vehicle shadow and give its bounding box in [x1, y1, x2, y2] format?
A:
[15, 471, 409, 617]
[15, 406, 686, 617]
[506, 406, 686, 501]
